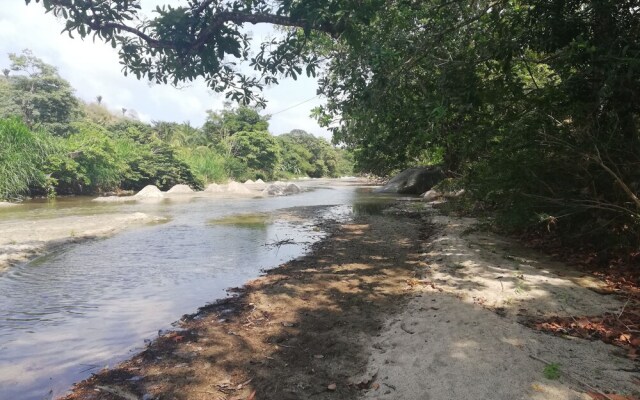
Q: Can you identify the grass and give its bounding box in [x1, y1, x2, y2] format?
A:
[208, 213, 272, 229]
[543, 363, 561, 380]
[0, 117, 55, 199]
[178, 146, 228, 184]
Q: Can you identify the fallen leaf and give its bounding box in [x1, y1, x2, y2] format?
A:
[530, 383, 544, 392]
[327, 383, 337, 391]
[620, 333, 632, 343]
[246, 390, 257, 400]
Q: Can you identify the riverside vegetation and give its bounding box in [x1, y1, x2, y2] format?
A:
[0, 50, 353, 200]
[24, 0, 640, 262]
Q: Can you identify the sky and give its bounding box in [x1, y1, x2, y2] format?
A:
[0, 1, 331, 139]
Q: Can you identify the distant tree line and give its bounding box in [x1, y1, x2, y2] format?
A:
[0, 50, 353, 200]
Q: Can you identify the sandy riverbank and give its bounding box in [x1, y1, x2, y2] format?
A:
[0, 212, 166, 271]
[59, 202, 637, 400]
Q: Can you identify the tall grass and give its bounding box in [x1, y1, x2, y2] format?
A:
[178, 146, 228, 184]
[0, 117, 55, 200]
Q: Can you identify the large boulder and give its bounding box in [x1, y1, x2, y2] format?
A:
[134, 185, 164, 198]
[376, 167, 445, 195]
[261, 182, 302, 196]
[284, 183, 301, 195]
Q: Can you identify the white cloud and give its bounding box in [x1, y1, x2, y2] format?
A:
[0, 2, 330, 138]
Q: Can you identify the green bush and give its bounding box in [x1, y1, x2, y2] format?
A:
[48, 121, 126, 194]
[178, 146, 228, 184]
[108, 120, 202, 190]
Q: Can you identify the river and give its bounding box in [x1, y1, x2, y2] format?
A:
[0, 180, 385, 400]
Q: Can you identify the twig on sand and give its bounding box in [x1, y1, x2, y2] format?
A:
[264, 238, 298, 249]
[528, 355, 615, 400]
[618, 297, 632, 320]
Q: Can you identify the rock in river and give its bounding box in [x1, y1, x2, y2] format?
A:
[376, 166, 444, 195]
[134, 185, 164, 198]
[262, 182, 301, 196]
[167, 184, 194, 194]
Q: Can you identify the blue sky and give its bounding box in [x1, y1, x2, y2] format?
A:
[0, 1, 331, 138]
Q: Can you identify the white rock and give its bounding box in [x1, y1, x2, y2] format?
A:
[422, 189, 442, 201]
[134, 185, 164, 198]
[450, 189, 466, 197]
[167, 184, 194, 194]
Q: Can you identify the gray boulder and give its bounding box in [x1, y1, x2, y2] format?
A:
[284, 183, 301, 194]
[261, 182, 302, 196]
[376, 167, 445, 195]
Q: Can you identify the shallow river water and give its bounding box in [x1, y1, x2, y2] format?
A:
[0, 181, 386, 400]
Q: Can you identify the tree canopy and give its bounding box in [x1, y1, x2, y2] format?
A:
[0, 49, 79, 135]
[26, 0, 375, 104]
[203, 103, 269, 143]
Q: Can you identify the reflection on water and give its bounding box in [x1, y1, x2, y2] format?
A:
[353, 201, 390, 216]
[0, 182, 391, 400]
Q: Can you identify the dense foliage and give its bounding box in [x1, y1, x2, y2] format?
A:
[0, 51, 352, 199]
[0, 117, 55, 199]
[312, 1, 640, 250]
